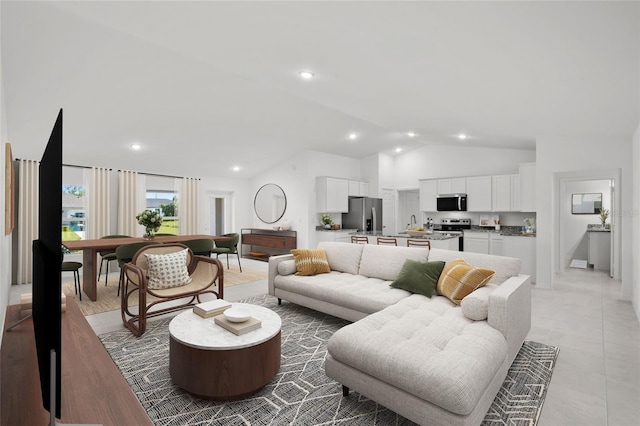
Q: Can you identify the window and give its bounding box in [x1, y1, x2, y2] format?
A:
[146, 191, 179, 234]
[62, 185, 86, 243]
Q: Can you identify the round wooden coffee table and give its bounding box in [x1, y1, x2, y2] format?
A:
[169, 303, 282, 400]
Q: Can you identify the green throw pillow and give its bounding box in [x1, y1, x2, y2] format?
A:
[390, 259, 446, 297]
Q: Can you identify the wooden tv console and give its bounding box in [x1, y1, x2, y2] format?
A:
[1, 297, 151, 425]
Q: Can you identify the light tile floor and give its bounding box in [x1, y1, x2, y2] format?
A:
[9, 261, 640, 425]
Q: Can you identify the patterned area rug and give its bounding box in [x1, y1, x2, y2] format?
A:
[64, 264, 266, 316]
[99, 295, 558, 426]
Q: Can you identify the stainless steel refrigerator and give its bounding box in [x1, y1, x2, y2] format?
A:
[342, 197, 383, 233]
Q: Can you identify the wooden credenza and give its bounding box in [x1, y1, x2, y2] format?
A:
[1, 298, 152, 425]
[241, 228, 297, 261]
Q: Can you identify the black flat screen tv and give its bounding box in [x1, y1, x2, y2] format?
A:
[32, 108, 63, 420]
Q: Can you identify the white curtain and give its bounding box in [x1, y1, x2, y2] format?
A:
[83, 167, 110, 239]
[178, 177, 199, 234]
[17, 159, 39, 284]
[118, 170, 145, 236]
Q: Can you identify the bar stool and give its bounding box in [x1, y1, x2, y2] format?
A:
[62, 261, 83, 301]
[377, 237, 397, 246]
[407, 239, 431, 249]
[351, 235, 369, 244]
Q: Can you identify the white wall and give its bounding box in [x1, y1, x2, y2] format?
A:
[536, 136, 632, 299]
[1, 7, 10, 332]
[394, 144, 535, 189]
[561, 179, 612, 266]
[633, 123, 640, 322]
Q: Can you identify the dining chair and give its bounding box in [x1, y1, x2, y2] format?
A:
[62, 260, 83, 301]
[351, 235, 369, 244]
[182, 238, 214, 257]
[377, 237, 397, 246]
[115, 241, 162, 296]
[407, 239, 431, 249]
[98, 235, 131, 286]
[211, 233, 242, 272]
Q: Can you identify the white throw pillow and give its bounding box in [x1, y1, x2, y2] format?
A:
[144, 249, 192, 290]
[460, 284, 497, 321]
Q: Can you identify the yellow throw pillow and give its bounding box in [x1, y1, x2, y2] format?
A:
[291, 249, 331, 276]
[436, 258, 495, 305]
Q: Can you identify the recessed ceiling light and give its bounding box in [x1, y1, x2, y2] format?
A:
[232, 166, 240, 172]
[395, 147, 402, 153]
[348, 132, 358, 140]
[299, 71, 315, 80]
[458, 133, 467, 140]
[407, 132, 416, 138]
[130, 143, 142, 151]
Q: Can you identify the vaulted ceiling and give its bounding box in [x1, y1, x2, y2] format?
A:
[2, 1, 638, 178]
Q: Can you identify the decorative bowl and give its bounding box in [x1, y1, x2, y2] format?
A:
[223, 307, 251, 323]
[406, 229, 428, 237]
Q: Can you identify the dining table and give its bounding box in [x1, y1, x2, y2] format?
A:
[62, 234, 231, 301]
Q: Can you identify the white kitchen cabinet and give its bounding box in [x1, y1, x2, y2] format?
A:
[463, 232, 489, 254]
[437, 178, 466, 195]
[419, 180, 438, 212]
[466, 176, 492, 212]
[492, 175, 511, 212]
[489, 233, 503, 256]
[316, 230, 352, 245]
[316, 177, 349, 213]
[491, 174, 520, 212]
[510, 174, 521, 211]
[503, 235, 536, 283]
[430, 236, 461, 251]
[519, 162, 536, 212]
[588, 231, 611, 271]
[347, 180, 370, 197]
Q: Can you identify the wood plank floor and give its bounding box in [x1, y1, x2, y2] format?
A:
[1, 297, 152, 426]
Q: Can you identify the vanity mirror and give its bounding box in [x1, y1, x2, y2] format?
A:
[571, 192, 602, 214]
[254, 184, 287, 224]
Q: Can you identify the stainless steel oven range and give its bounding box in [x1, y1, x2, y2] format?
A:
[434, 218, 471, 251]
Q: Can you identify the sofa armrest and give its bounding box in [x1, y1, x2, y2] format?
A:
[268, 254, 294, 296]
[488, 274, 531, 362]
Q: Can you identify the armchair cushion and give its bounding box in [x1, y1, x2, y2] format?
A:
[144, 248, 192, 289]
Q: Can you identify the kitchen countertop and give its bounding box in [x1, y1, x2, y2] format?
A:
[348, 231, 461, 241]
[587, 224, 611, 232]
[467, 225, 536, 237]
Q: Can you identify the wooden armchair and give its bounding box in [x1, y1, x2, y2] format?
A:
[121, 243, 224, 336]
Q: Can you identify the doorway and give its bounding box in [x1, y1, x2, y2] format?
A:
[381, 188, 395, 235]
[555, 169, 620, 283]
[208, 191, 234, 235]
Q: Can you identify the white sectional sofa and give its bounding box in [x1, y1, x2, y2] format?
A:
[268, 241, 531, 426]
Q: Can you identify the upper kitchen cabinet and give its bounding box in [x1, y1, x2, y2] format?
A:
[519, 162, 536, 212]
[437, 178, 466, 195]
[317, 177, 349, 212]
[492, 174, 520, 212]
[349, 180, 369, 197]
[419, 179, 438, 211]
[466, 176, 492, 212]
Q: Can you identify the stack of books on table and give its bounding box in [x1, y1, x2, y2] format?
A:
[214, 316, 262, 336]
[193, 299, 232, 318]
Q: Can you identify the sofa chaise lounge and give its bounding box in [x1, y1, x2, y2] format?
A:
[268, 241, 531, 426]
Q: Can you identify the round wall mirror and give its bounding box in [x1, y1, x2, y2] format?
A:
[254, 183, 287, 224]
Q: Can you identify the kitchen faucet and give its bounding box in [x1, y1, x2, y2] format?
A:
[410, 214, 417, 226]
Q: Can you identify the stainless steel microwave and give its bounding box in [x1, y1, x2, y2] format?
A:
[437, 194, 467, 211]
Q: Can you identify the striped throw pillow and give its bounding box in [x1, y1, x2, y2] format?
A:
[436, 258, 495, 305]
[291, 249, 331, 276]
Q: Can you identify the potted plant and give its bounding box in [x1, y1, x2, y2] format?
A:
[599, 208, 609, 228]
[136, 209, 163, 239]
[321, 214, 333, 229]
